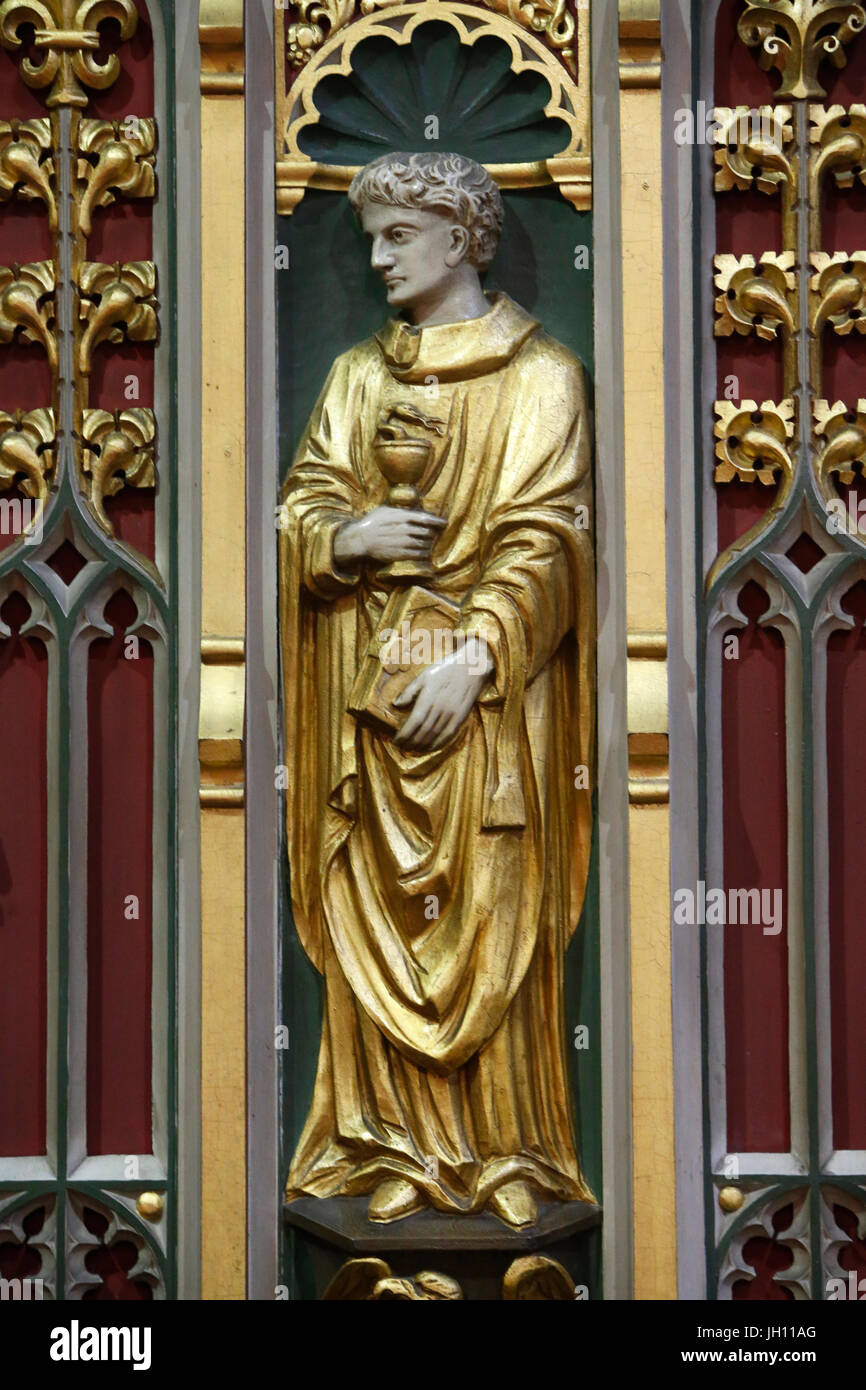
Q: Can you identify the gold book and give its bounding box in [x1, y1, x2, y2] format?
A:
[348, 585, 461, 731]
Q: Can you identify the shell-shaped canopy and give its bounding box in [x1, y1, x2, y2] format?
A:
[299, 21, 570, 166]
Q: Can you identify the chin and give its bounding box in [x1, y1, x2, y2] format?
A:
[385, 283, 412, 307]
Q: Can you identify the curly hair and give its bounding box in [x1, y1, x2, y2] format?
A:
[348, 151, 504, 271]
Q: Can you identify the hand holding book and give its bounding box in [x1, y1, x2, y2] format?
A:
[348, 585, 493, 748]
[393, 644, 493, 750]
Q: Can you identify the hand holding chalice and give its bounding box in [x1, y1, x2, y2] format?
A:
[373, 405, 446, 584]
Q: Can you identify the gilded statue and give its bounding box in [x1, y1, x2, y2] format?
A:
[279, 151, 595, 1229]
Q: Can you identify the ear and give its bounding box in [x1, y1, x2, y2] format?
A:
[444, 224, 471, 268]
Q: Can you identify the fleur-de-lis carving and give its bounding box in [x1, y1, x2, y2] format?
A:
[0, 406, 56, 501]
[810, 251, 866, 335]
[77, 260, 158, 375]
[0, 260, 57, 370]
[813, 398, 866, 502]
[0, 118, 56, 227]
[810, 104, 866, 189]
[0, 0, 139, 109]
[738, 1, 866, 100]
[713, 106, 795, 195]
[76, 117, 156, 238]
[78, 406, 155, 532]
[714, 252, 798, 340]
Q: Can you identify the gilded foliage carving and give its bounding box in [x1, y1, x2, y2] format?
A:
[737, 0, 866, 99]
[0, 406, 56, 501]
[0, 259, 57, 370]
[0, 117, 56, 227]
[813, 398, 866, 502]
[76, 117, 156, 238]
[77, 260, 158, 376]
[714, 252, 798, 341]
[713, 399, 796, 486]
[713, 106, 795, 195]
[78, 406, 155, 532]
[810, 250, 866, 337]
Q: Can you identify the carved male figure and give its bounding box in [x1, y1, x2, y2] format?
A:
[279, 151, 595, 1228]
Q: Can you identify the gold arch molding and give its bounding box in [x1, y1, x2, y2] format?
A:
[275, 0, 591, 215]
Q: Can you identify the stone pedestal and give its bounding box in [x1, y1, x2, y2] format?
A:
[285, 1197, 602, 1301]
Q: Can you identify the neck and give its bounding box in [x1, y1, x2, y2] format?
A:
[409, 270, 490, 327]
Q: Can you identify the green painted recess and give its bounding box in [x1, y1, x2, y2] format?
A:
[277, 19, 599, 1298]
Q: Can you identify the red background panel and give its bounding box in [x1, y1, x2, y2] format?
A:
[0, 344, 54, 417]
[0, 47, 47, 119]
[824, 28, 866, 105]
[715, 193, 783, 259]
[86, 591, 153, 1156]
[0, 200, 54, 266]
[723, 583, 790, 1153]
[716, 479, 778, 557]
[87, 341, 154, 412]
[0, 593, 47, 1157]
[826, 581, 866, 1151]
[86, 201, 153, 264]
[821, 182, 866, 258]
[713, 0, 813, 1159]
[104, 492, 155, 559]
[821, 334, 866, 409]
[714, 0, 778, 107]
[716, 336, 786, 408]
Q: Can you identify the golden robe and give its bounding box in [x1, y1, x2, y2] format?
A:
[280, 292, 596, 1212]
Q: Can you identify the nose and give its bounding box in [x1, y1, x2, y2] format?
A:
[370, 236, 393, 272]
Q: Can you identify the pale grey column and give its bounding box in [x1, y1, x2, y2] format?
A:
[174, 0, 204, 1302]
[245, 0, 281, 1303]
[592, 0, 634, 1302]
[662, 0, 713, 1300]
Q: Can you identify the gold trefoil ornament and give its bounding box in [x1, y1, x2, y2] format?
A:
[279, 151, 596, 1230]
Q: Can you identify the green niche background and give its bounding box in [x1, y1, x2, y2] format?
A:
[276, 20, 599, 1297]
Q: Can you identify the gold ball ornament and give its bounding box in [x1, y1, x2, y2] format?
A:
[136, 1191, 165, 1221]
[718, 1186, 745, 1213]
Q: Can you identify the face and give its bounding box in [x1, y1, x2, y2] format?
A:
[360, 203, 471, 315]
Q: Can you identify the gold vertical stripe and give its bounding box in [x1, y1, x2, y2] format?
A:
[620, 80, 677, 1296]
[200, 23, 246, 1298]
[629, 806, 676, 1297]
[621, 88, 667, 636]
[200, 809, 247, 1298]
[201, 98, 246, 638]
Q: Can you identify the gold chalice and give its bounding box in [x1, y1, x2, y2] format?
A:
[373, 435, 436, 583]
